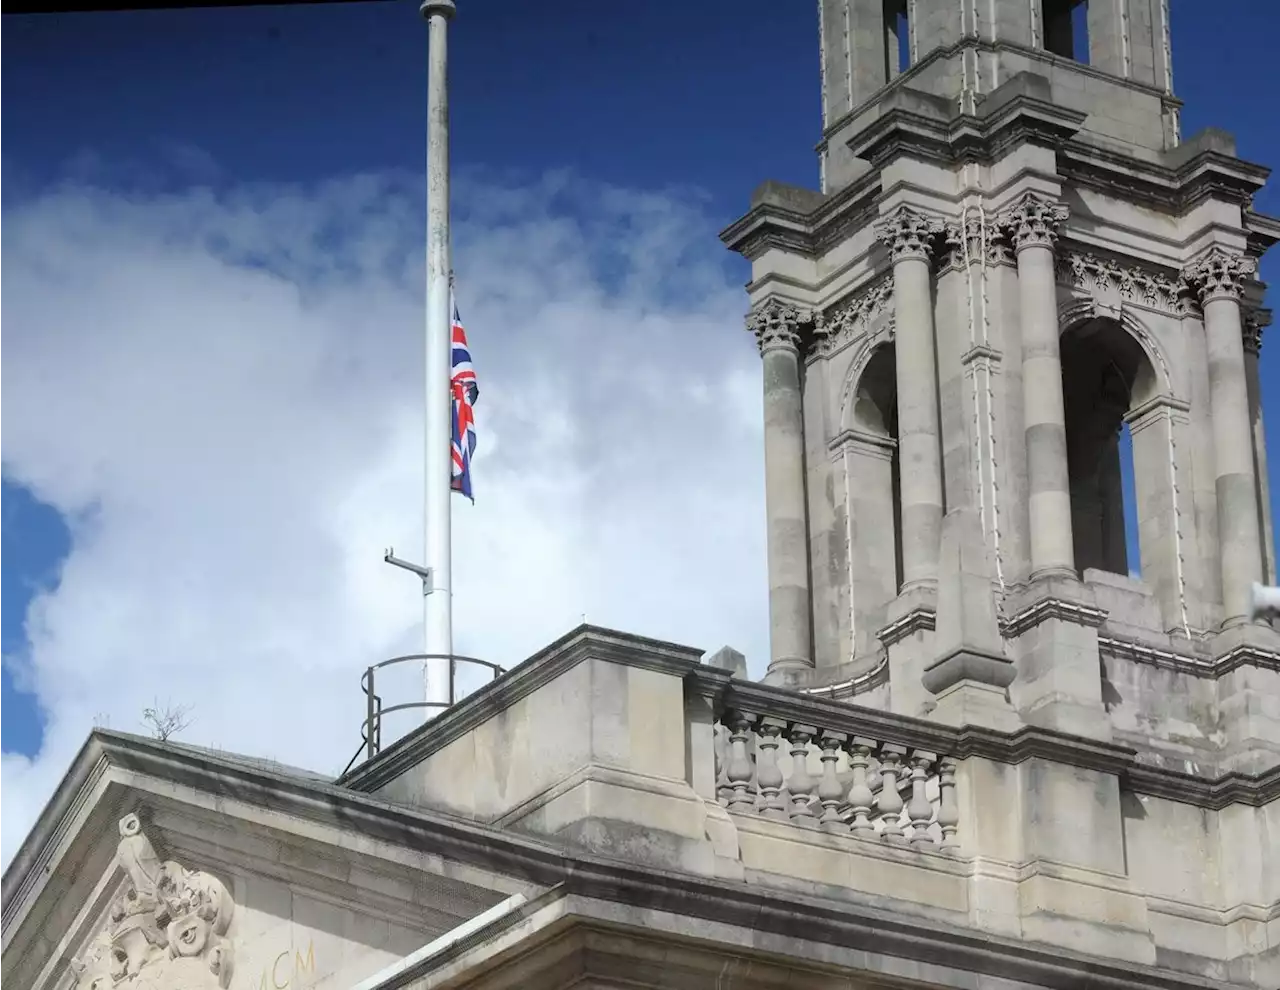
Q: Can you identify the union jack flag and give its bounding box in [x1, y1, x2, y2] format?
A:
[450, 296, 479, 501]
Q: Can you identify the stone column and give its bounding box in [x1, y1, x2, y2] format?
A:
[875, 206, 945, 590]
[999, 193, 1074, 580]
[748, 299, 813, 679]
[1183, 248, 1263, 625]
[1244, 309, 1276, 585]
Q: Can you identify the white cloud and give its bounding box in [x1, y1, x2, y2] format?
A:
[0, 169, 769, 868]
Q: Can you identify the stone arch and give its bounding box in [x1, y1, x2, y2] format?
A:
[1057, 298, 1175, 404]
[837, 317, 896, 431]
[1057, 301, 1190, 632]
[835, 340, 903, 659]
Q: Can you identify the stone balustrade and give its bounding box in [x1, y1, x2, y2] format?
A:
[336, 626, 1279, 983]
[713, 712, 959, 852]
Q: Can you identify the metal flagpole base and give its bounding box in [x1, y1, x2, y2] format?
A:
[420, 0, 456, 19]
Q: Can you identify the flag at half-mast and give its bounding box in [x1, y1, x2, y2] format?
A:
[450, 294, 479, 501]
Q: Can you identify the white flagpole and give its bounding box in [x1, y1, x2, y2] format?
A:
[422, 0, 456, 713]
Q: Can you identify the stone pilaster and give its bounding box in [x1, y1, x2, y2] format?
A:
[1243, 308, 1276, 586]
[875, 206, 945, 590]
[1182, 248, 1263, 625]
[748, 298, 813, 682]
[998, 193, 1075, 581]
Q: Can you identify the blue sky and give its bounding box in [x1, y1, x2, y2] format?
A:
[3, 0, 1279, 847]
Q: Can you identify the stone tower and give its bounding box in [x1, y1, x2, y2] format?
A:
[723, 0, 1280, 772]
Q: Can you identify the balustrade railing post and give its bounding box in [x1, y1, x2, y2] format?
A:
[714, 724, 732, 806]
[876, 744, 907, 844]
[785, 723, 819, 827]
[725, 711, 757, 813]
[937, 757, 960, 852]
[907, 750, 938, 849]
[711, 709, 962, 854]
[757, 717, 788, 820]
[845, 737, 877, 836]
[818, 730, 850, 833]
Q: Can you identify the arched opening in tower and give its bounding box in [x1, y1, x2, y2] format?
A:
[1060, 315, 1157, 580]
[851, 342, 904, 592]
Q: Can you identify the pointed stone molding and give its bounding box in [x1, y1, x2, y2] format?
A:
[70, 812, 236, 990]
[922, 508, 1021, 732]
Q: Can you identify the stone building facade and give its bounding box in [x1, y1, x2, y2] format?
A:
[3, 3, 1279, 990]
[721, 0, 1280, 776]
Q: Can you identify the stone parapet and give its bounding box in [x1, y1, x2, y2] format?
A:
[333, 625, 1280, 985]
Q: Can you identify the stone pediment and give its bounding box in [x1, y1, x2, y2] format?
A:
[2, 732, 540, 990]
[70, 813, 235, 990]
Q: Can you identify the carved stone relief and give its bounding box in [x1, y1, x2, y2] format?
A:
[996, 193, 1069, 252]
[940, 215, 1014, 273]
[70, 813, 236, 990]
[1053, 249, 1185, 313]
[1244, 308, 1272, 355]
[814, 276, 893, 357]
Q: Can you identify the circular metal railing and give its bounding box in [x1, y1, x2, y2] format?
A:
[342, 653, 506, 775]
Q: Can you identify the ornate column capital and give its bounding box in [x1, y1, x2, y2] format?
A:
[874, 206, 945, 264]
[996, 193, 1069, 252]
[747, 297, 813, 354]
[1243, 307, 1272, 355]
[1181, 247, 1257, 305]
[937, 217, 1012, 273]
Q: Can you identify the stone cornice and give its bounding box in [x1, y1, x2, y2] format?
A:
[9, 727, 1264, 990]
[799, 654, 890, 700]
[1124, 763, 1280, 811]
[819, 38, 1177, 148]
[340, 624, 705, 792]
[827, 427, 897, 458]
[1098, 634, 1210, 676]
[1002, 597, 1108, 638]
[846, 84, 1086, 172]
[1097, 633, 1280, 679]
[1, 736, 113, 927]
[1059, 141, 1269, 215]
[1244, 208, 1280, 259]
[1125, 392, 1192, 427]
[710, 677, 1136, 777]
[960, 343, 1003, 367]
[720, 174, 879, 263]
[876, 605, 936, 646]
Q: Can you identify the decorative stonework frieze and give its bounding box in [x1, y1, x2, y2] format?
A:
[996, 194, 1069, 252]
[71, 813, 236, 990]
[746, 297, 813, 354]
[1053, 249, 1183, 313]
[1181, 247, 1257, 304]
[814, 276, 893, 356]
[1243, 308, 1272, 354]
[874, 206, 945, 263]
